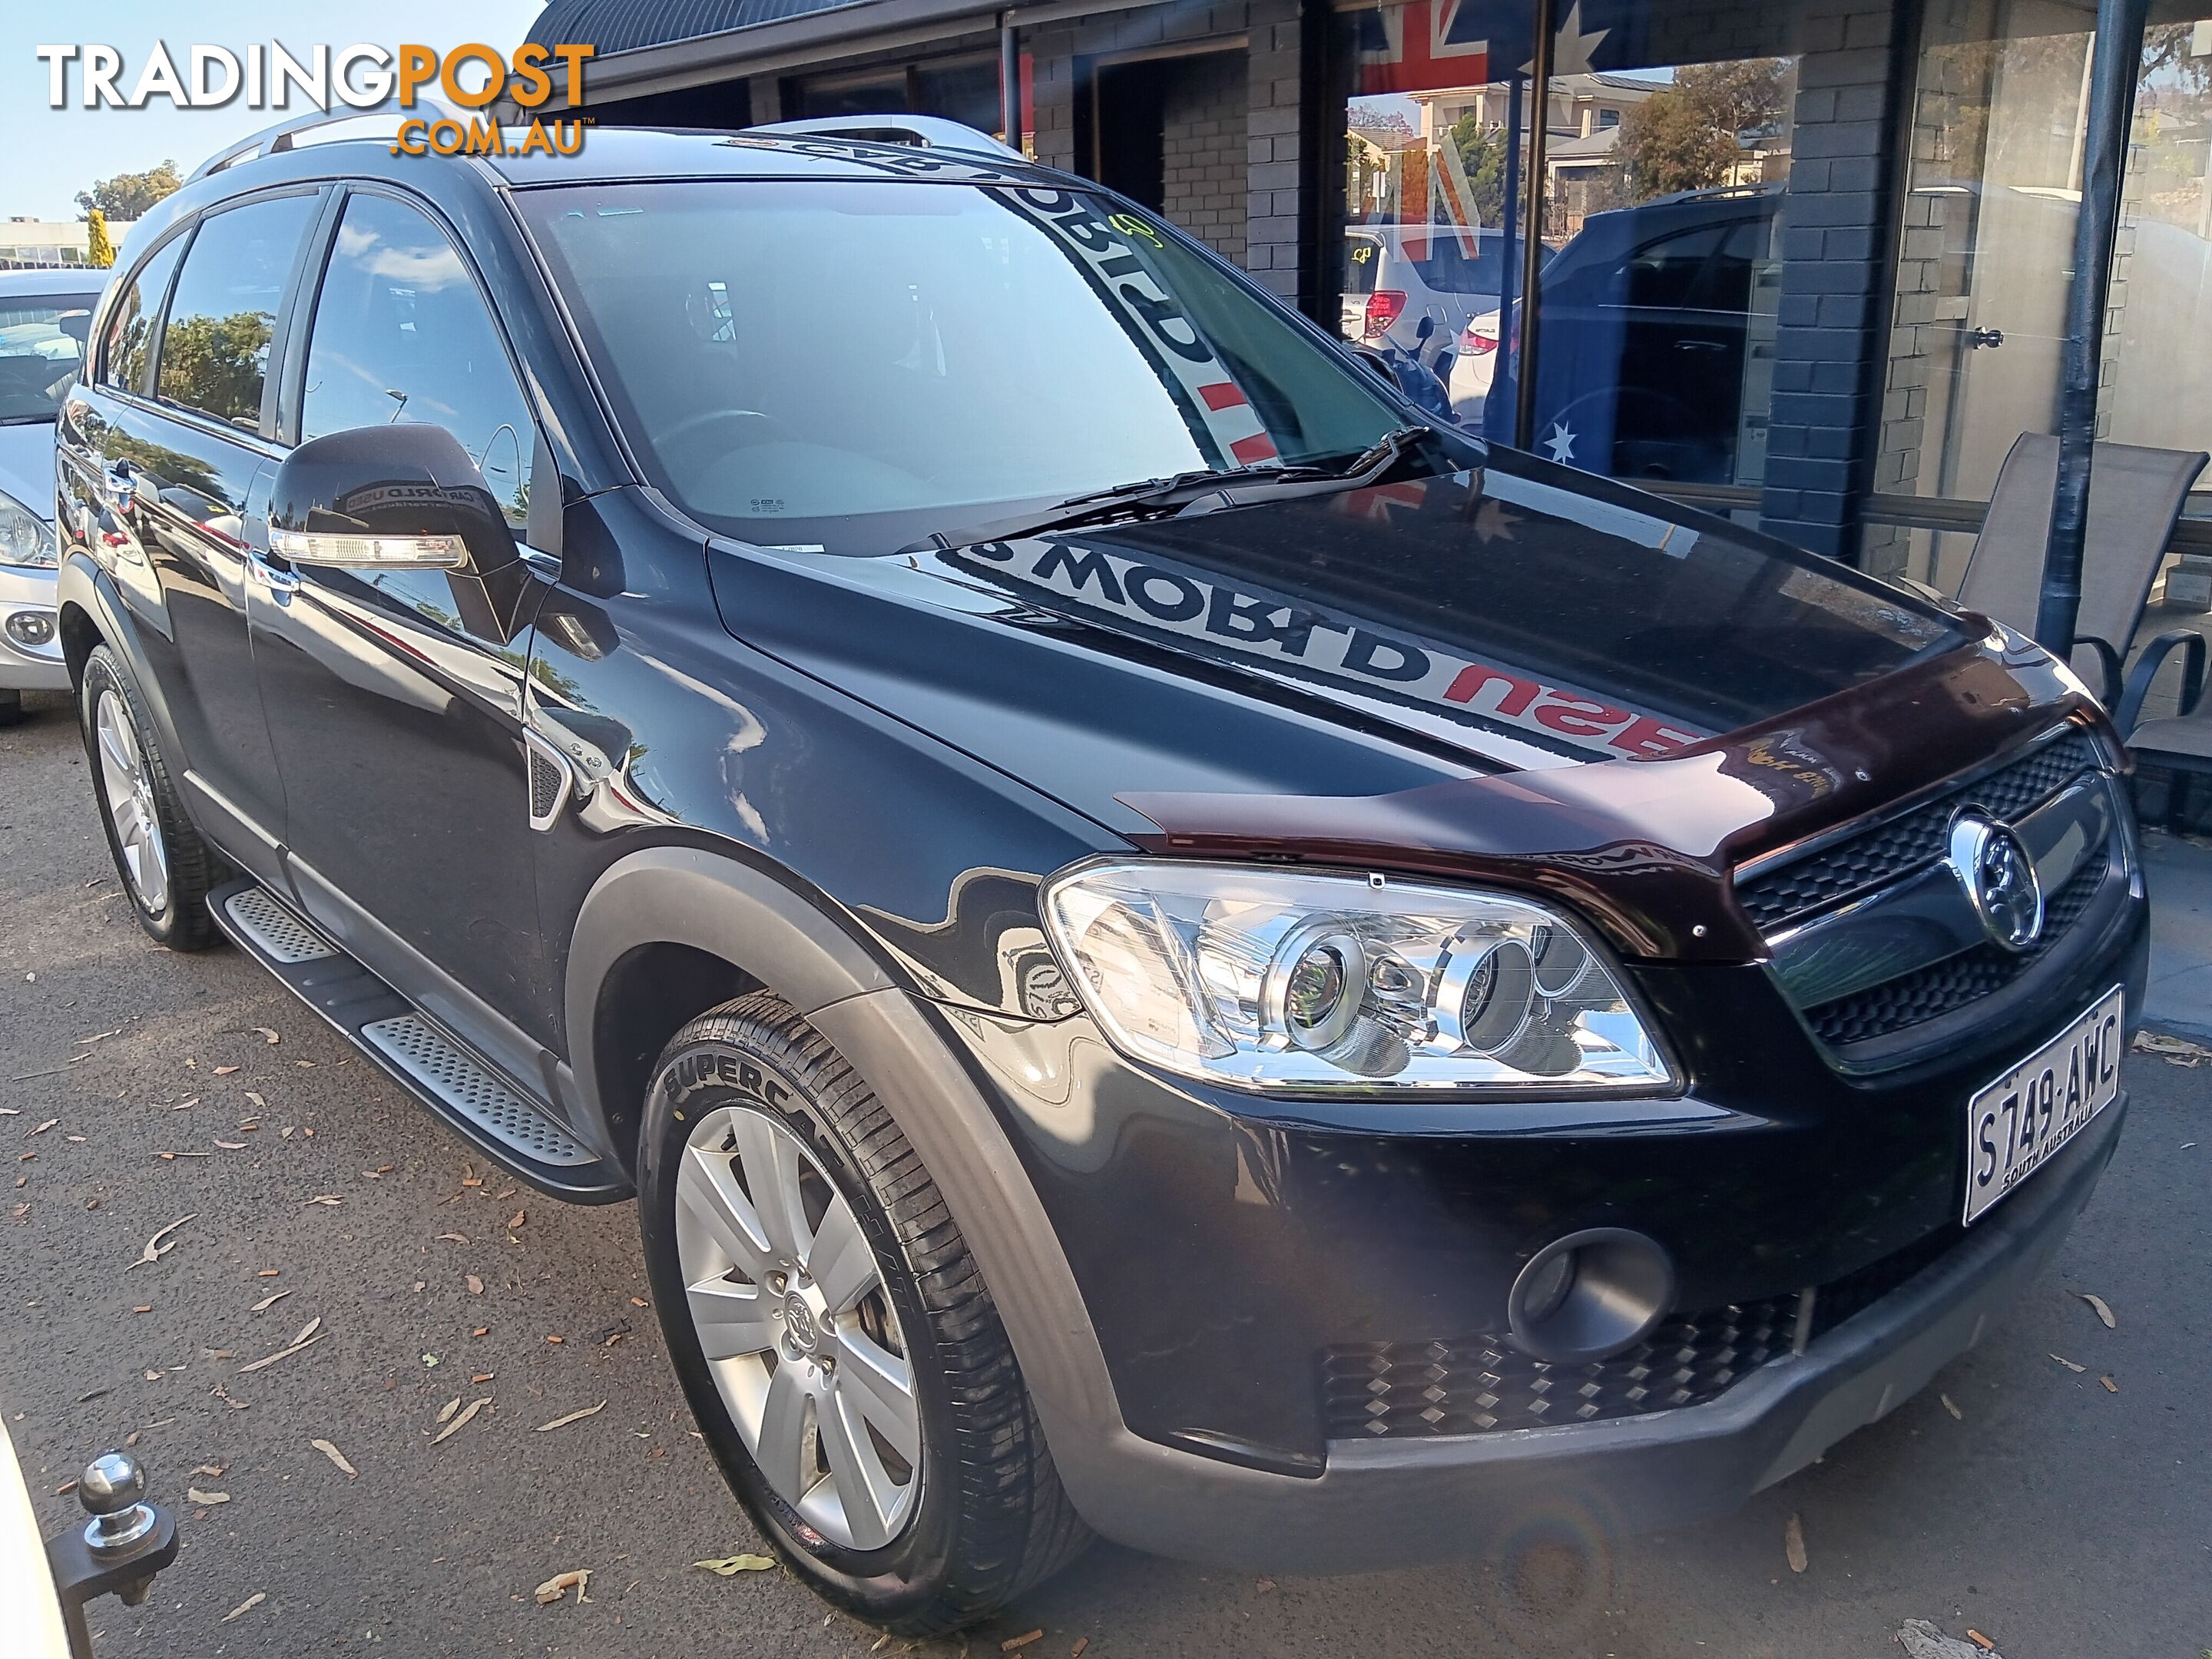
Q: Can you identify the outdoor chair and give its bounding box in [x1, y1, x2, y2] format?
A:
[1954, 432, 2207, 700]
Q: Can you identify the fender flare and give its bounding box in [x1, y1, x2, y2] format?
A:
[563, 846, 1143, 1525]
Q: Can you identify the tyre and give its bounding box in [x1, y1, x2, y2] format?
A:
[79, 645, 223, 949]
[637, 992, 1089, 1634]
[0, 688, 22, 727]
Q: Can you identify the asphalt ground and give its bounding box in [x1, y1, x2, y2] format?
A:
[2, 686, 2207, 1659]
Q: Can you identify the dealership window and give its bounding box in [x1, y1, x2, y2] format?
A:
[787, 50, 1033, 154]
[1333, 0, 1803, 491]
[1874, 2, 2212, 591]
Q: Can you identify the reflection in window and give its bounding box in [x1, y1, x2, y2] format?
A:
[300, 194, 535, 526]
[0, 292, 99, 422]
[155, 196, 318, 431]
[1335, 0, 1798, 488]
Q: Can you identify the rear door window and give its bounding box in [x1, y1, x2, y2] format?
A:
[99, 234, 189, 396]
[156, 194, 320, 432]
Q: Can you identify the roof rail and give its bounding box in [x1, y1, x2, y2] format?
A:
[188, 98, 465, 184]
[746, 114, 1023, 162]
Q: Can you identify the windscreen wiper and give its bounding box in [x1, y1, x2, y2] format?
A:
[901, 425, 1437, 554]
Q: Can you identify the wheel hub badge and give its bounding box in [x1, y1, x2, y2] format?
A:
[782, 1292, 820, 1352]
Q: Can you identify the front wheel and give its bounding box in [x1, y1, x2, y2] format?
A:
[637, 992, 1089, 1635]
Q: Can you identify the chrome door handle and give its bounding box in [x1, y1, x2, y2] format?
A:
[247, 548, 299, 596]
[98, 463, 134, 513]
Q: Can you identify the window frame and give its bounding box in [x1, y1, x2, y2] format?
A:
[278, 181, 550, 541]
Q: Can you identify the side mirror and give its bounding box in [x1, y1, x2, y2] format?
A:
[269, 424, 518, 573]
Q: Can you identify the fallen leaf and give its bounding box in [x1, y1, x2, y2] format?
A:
[534, 1568, 589, 1605]
[694, 1553, 777, 1575]
[2100, 1374, 2120, 1393]
[2132, 1029, 2212, 1065]
[1071, 1641, 1089, 1659]
[250, 1290, 291, 1313]
[435, 1233, 469, 1244]
[535, 1401, 606, 1432]
[2074, 1291, 2117, 1329]
[214, 1065, 240, 1076]
[214, 1140, 247, 1151]
[2051, 1353, 2086, 1373]
[237, 1330, 328, 1373]
[306, 1194, 343, 1206]
[257, 1268, 280, 1277]
[508, 1210, 526, 1229]
[1966, 1633, 1997, 1653]
[471, 1326, 489, 1337]
[1940, 1393, 1962, 1420]
[187, 1487, 231, 1505]
[1003, 1633, 1045, 1654]
[431, 1397, 492, 1444]
[220, 1591, 266, 1623]
[253, 1028, 280, 1045]
[1783, 1513, 1807, 1574]
[310, 1439, 357, 1478]
[127, 1214, 197, 1269]
[192, 1464, 226, 1478]
[466, 1274, 484, 1295]
[28, 1118, 57, 1136]
[244, 1091, 266, 1110]
[290, 1316, 322, 1346]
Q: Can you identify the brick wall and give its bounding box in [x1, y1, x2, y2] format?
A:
[1161, 51, 1250, 264]
[1757, 0, 1906, 564]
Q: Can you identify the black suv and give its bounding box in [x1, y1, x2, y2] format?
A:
[54, 119, 2144, 1634]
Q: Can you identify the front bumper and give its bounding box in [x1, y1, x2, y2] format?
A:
[1035, 1093, 2124, 1571]
[0, 561, 66, 693]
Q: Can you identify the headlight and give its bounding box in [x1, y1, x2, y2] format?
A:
[0, 492, 56, 568]
[1041, 860, 1674, 1093]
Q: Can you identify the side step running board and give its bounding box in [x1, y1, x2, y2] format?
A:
[207, 879, 627, 1202]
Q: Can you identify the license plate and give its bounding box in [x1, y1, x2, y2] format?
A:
[1962, 986, 2124, 1225]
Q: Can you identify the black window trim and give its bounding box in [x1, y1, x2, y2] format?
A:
[138, 183, 329, 454]
[277, 178, 550, 539]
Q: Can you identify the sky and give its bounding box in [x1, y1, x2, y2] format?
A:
[0, 1, 550, 224]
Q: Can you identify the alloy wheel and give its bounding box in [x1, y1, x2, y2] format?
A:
[674, 1103, 922, 1551]
[95, 688, 168, 915]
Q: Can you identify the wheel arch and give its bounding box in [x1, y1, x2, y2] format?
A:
[564, 843, 1134, 1518]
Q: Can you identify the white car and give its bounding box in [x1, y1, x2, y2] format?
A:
[1446, 303, 1506, 419]
[1, 267, 106, 724]
[1341, 224, 1511, 379]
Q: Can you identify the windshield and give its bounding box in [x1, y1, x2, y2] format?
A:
[0, 291, 97, 424]
[520, 180, 1412, 552]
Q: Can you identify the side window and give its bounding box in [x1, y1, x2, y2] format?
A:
[301, 194, 535, 528]
[1618, 226, 1727, 313]
[156, 194, 320, 431]
[99, 233, 189, 396]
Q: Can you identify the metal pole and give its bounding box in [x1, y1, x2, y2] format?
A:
[1512, 0, 1557, 451]
[2035, 0, 2149, 657]
[1491, 72, 1524, 442]
[1000, 14, 1020, 149]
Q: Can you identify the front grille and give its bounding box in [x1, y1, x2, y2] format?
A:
[1799, 849, 2107, 1045]
[1323, 1230, 1972, 1440]
[1737, 731, 2100, 933]
[1323, 1299, 1798, 1439]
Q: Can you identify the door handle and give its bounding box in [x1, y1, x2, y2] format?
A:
[1963, 326, 2004, 349]
[98, 462, 134, 513]
[247, 548, 299, 598]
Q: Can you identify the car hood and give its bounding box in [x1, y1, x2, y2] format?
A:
[709, 455, 2091, 959]
[0, 420, 55, 519]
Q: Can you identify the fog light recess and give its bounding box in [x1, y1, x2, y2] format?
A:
[1505, 1228, 1674, 1365]
[5, 608, 57, 649]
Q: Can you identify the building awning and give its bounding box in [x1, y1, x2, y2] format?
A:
[533, 0, 1155, 104]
